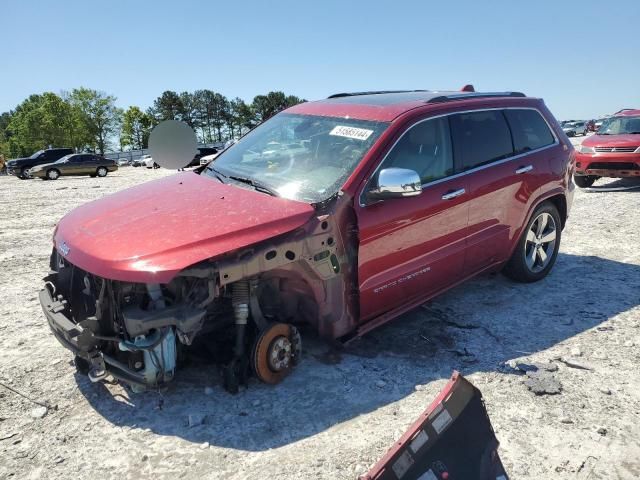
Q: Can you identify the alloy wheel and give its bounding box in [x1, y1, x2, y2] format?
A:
[524, 212, 556, 273]
[47, 169, 59, 180]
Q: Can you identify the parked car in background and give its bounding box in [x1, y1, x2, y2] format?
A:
[574, 108, 640, 187]
[29, 153, 118, 180]
[6, 148, 74, 179]
[117, 158, 131, 167]
[199, 151, 221, 165]
[131, 158, 144, 167]
[41, 88, 573, 393]
[188, 147, 219, 167]
[594, 118, 608, 131]
[142, 154, 159, 169]
[562, 121, 588, 137]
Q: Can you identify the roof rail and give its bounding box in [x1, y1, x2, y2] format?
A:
[427, 91, 526, 103]
[327, 90, 428, 99]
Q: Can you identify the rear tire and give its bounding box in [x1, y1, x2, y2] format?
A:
[96, 167, 108, 177]
[503, 202, 561, 283]
[18, 167, 30, 179]
[574, 175, 596, 188]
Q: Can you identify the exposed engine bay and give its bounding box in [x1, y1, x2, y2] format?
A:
[40, 209, 358, 393]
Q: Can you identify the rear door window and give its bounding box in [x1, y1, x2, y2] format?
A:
[450, 110, 514, 171]
[504, 109, 555, 154]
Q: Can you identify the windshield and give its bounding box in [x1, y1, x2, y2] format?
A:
[29, 150, 44, 159]
[598, 116, 640, 135]
[55, 154, 73, 163]
[203, 113, 388, 202]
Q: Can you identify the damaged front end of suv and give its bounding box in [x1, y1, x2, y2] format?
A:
[40, 109, 388, 393]
[40, 185, 360, 393]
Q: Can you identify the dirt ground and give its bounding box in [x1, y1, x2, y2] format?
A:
[1, 150, 639, 480]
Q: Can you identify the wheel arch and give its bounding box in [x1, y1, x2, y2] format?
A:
[506, 189, 567, 261]
[546, 193, 567, 229]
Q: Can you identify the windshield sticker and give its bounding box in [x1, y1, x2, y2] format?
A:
[329, 125, 374, 141]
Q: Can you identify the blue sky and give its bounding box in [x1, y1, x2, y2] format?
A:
[3, 0, 639, 120]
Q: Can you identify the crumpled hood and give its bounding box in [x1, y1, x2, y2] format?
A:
[54, 172, 315, 283]
[583, 134, 640, 147]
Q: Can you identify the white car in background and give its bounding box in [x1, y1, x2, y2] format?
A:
[142, 155, 157, 169]
[199, 152, 221, 166]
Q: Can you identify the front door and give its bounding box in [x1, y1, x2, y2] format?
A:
[356, 116, 469, 322]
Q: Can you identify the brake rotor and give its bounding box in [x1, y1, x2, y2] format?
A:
[251, 323, 301, 384]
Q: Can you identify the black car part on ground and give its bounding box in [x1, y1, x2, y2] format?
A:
[362, 372, 509, 480]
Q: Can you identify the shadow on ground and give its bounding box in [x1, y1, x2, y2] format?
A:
[586, 177, 640, 192]
[77, 252, 640, 451]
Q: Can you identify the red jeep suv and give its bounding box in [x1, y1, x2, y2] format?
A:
[575, 108, 640, 187]
[40, 89, 574, 392]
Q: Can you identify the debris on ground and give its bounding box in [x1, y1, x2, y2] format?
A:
[558, 358, 594, 371]
[30, 406, 48, 419]
[188, 414, 206, 427]
[524, 372, 562, 396]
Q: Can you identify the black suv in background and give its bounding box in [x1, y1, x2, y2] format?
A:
[6, 148, 74, 179]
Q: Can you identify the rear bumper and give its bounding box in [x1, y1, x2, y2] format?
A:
[575, 152, 640, 178]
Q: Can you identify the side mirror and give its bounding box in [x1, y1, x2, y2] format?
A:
[367, 168, 422, 201]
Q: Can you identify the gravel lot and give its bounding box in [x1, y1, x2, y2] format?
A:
[1, 150, 639, 480]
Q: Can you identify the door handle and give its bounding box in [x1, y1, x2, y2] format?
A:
[441, 188, 466, 200]
[515, 165, 533, 174]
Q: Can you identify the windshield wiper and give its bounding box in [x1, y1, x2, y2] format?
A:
[228, 175, 279, 197]
[206, 165, 227, 183]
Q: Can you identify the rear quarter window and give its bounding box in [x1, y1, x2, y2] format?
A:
[450, 110, 514, 170]
[504, 109, 555, 153]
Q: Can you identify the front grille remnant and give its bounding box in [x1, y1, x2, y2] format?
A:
[594, 146, 638, 153]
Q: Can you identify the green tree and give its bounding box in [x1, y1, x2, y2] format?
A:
[67, 88, 120, 154]
[121, 106, 153, 150]
[229, 97, 254, 137]
[7, 92, 82, 156]
[251, 91, 304, 123]
[0, 111, 13, 158]
[177, 91, 199, 130]
[149, 91, 183, 122]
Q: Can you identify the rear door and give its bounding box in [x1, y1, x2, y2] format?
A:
[84, 155, 100, 174]
[451, 108, 557, 276]
[66, 154, 88, 175]
[356, 116, 469, 322]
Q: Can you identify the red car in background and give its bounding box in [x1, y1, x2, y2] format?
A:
[575, 109, 640, 187]
[40, 88, 574, 393]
